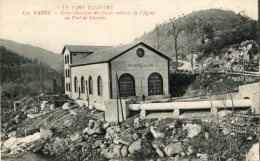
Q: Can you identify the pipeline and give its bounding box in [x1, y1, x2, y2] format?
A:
[128, 99, 252, 111]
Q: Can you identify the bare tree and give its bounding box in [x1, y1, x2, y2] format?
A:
[169, 18, 182, 71]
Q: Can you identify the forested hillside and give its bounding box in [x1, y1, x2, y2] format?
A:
[0, 46, 63, 99]
[0, 39, 63, 71]
[136, 9, 258, 71]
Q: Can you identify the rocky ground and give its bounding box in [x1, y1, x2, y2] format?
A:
[1, 96, 259, 161]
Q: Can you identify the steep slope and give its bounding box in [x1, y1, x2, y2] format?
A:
[0, 46, 62, 98]
[0, 39, 63, 71]
[136, 9, 257, 61]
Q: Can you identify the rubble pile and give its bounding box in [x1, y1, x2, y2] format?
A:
[1, 95, 259, 161]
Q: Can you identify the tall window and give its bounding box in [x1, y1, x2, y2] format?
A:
[97, 76, 103, 96]
[68, 69, 70, 77]
[89, 76, 93, 94]
[65, 83, 68, 91]
[74, 76, 78, 92]
[67, 55, 70, 64]
[81, 76, 85, 93]
[68, 83, 71, 92]
[148, 73, 163, 95]
[119, 73, 135, 97]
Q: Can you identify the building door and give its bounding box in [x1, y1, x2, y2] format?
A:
[119, 73, 135, 97]
[148, 73, 163, 95]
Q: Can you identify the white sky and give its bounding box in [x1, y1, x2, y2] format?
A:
[0, 0, 258, 53]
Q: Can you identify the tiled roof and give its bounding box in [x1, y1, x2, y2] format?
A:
[70, 41, 171, 67]
[62, 45, 112, 54]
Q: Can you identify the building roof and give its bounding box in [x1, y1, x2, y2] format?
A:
[61, 45, 112, 54]
[70, 41, 172, 67]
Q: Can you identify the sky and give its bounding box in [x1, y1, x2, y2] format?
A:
[0, 0, 258, 53]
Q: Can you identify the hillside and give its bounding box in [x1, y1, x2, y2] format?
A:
[136, 9, 257, 70]
[0, 46, 62, 99]
[0, 39, 63, 71]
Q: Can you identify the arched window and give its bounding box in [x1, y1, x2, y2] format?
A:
[74, 76, 78, 92]
[68, 83, 71, 91]
[81, 76, 85, 93]
[119, 73, 135, 97]
[148, 73, 163, 95]
[68, 55, 70, 64]
[68, 69, 70, 77]
[89, 76, 93, 94]
[65, 55, 67, 64]
[97, 76, 103, 96]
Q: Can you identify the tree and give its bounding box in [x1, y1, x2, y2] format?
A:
[169, 18, 183, 71]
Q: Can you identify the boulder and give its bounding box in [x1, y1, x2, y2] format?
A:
[62, 102, 70, 110]
[63, 119, 74, 127]
[128, 140, 142, 154]
[103, 122, 111, 129]
[121, 145, 128, 157]
[134, 118, 142, 129]
[150, 126, 165, 139]
[105, 126, 121, 140]
[218, 110, 232, 118]
[183, 123, 201, 138]
[14, 115, 20, 124]
[101, 145, 122, 159]
[164, 142, 182, 157]
[70, 133, 80, 141]
[155, 147, 164, 158]
[49, 104, 55, 110]
[197, 153, 209, 161]
[186, 146, 194, 156]
[40, 128, 53, 140]
[41, 101, 48, 110]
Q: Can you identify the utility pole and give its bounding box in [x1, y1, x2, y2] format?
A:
[39, 62, 43, 94]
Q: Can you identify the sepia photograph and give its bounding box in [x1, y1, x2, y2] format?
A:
[0, 0, 259, 161]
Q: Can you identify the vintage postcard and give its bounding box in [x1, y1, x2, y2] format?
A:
[0, 0, 259, 161]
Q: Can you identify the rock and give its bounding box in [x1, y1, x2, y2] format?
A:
[118, 133, 133, 145]
[150, 126, 165, 139]
[101, 145, 122, 159]
[103, 122, 111, 129]
[133, 133, 142, 140]
[113, 137, 120, 145]
[92, 140, 102, 149]
[246, 143, 259, 161]
[63, 119, 74, 127]
[128, 140, 142, 154]
[218, 110, 232, 118]
[70, 133, 80, 141]
[88, 120, 95, 128]
[49, 104, 55, 110]
[155, 147, 164, 158]
[41, 101, 48, 110]
[62, 102, 70, 110]
[183, 123, 201, 138]
[121, 145, 128, 157]
[134, 118, 142, 129]
[223, 127, 230, 135]
[164, 142, 182, 157]
[186, 146, 194, 156]
[204, 132, 209, 139]
[198, 153, 209, 161]
[83, 127, 95, 136]
[14, 115, 21, 124]
[105, 126, 120, 140]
